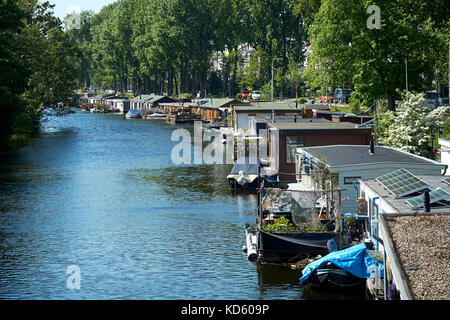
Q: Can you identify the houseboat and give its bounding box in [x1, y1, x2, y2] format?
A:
[357, 171, 450, 300]
[254, 186, 344, 263]
[263, 120, 373, 183]
[290, 144, 447, 215]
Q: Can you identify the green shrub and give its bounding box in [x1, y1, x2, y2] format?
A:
[347, 97, 364, 115]
[262, 216, 296, 232]
[297, 223, 327, 233]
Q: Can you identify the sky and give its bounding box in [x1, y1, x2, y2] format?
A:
[50, 0, 116, 20]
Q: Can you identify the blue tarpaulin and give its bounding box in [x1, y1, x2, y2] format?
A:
[299, 243, 384, 284]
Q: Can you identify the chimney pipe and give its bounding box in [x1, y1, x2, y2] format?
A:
[424, 190, 430, 213]
[369, 140, 374, 155]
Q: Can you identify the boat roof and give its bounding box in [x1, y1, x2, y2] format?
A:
[298, 145, 444, 168]
[233, 102, 302, 111]
[267, 122, 368, 130]
[191, 98, 242, 109]
[229, 157, 260, 175]
[360, 174, 450, 214]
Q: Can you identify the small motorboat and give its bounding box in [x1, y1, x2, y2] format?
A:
[310, 263, 366, 290]
[145, 112, 165, 119]
[227, 157, 261, 191]
[126, 109, 141, 119]
[300, 241, 384, 291]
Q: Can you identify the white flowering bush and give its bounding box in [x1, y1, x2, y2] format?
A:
[378, 92, 449, 158]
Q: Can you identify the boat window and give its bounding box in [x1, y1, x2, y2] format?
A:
[344, 176, 361, 184]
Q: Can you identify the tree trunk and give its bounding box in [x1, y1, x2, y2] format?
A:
[173, 69, 179, 96]
[386, 91, 396, 111]
[168, 65, 173, 96]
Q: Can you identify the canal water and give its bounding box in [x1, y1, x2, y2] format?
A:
[0, 110, 362, 300]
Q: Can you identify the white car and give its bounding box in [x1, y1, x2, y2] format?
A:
[251, 91, 261, 100]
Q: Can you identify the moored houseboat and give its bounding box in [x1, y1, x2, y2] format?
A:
[254, 187, 345, 263]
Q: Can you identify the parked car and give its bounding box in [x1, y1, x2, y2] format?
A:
[424, 91, 444, 108]
[333, 88, 352, 103]
[251, 90, 261, 100]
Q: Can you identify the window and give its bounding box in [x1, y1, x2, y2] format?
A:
[286, 136, 304, 163]
[344, 176, 361, 185]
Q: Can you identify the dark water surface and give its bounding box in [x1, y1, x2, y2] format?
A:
[0, 110, 315, 300]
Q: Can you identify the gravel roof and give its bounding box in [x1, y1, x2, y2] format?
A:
[387, 214, 450, 300]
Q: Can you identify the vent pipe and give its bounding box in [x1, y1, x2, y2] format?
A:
[369, 140, 375, 155]
[423, 190, 430, 213]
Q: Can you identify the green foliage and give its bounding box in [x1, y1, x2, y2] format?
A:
[303, 0, 450, 111]
[175, 93, 194, 100]
[0, 0, 79, 149]
[343, 216, 357, 228]
[260, 82, 272, 101]
[441, 118, 450, 138]
[377, 91, 449, 158]
[347, 98, 364, 115]
[262, 216, 296, 232]
[68, 0, 311, 98]
[311, 154, 332, 190]
[297, 223, 327, 233]
[338, 97, 365, 115]
[0, 0, 29, 149]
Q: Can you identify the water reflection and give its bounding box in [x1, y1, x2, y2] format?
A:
[256, 264, 304, 300]
[0, 110, 360, 300]
[127, 164, 233, 202]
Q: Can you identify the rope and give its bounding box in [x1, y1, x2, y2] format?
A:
[259, 230, 333, 249]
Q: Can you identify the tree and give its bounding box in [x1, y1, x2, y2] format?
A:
[0, 0, 28, 149]
[17, 0, 79, 133]
[303, 0, 449, 111]
[65, 10, 95, 89]
[378, 91, 449, 158]
[0, 0, 80, 149]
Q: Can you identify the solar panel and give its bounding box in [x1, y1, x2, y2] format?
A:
[443, 177, 450, 186]
[406, 188, 450, 208]
[376, 168, 429, 198]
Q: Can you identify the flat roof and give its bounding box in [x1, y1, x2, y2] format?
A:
[267, 121, 368, 130]
[130, 94, 154, 102]
[360, 174, 450, 214]
[233, 102, 302, 111]
[313, 110, 347, 115]
[158, 102, 189, 106]
[439, 138, 450, 148]
[250, 116, 331, 124]
[384, 214, 450, 300]
[298, 145, 442, 167]
[190, 98, 243, 109]
[304, 104, 331, 110]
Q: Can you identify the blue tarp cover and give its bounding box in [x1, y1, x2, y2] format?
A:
[299, 243, 384, 284]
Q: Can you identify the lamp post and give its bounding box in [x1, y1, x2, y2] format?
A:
[405, 58, 408, 92]
[271, 58, 282, 101]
